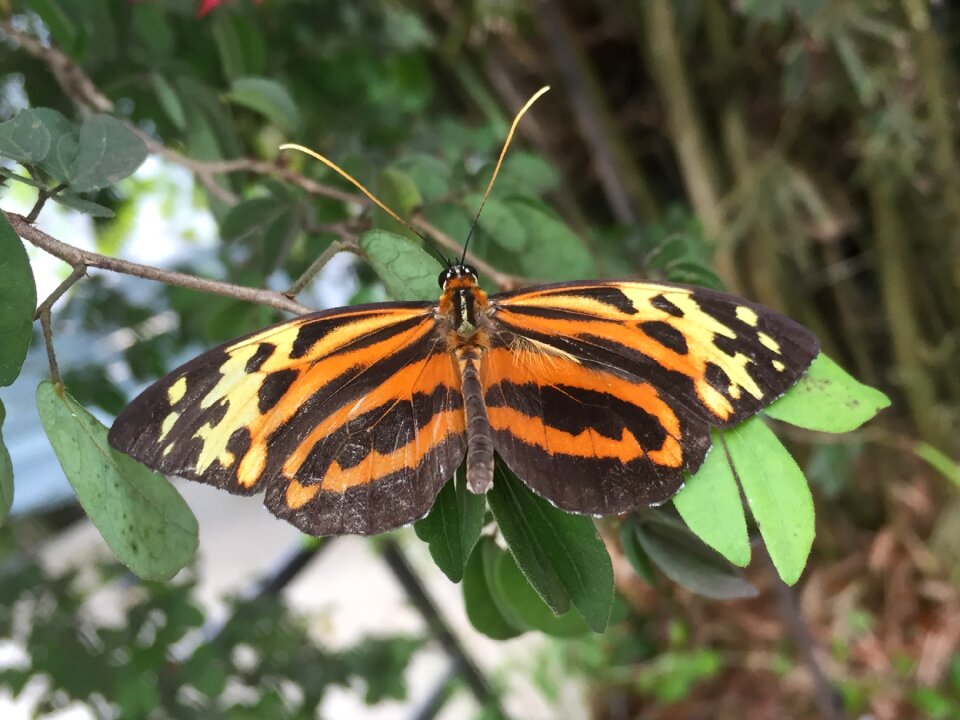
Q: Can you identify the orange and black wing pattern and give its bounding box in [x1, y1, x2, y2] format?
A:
[484, 280, 819, 515]
[108, 302, 466, 535]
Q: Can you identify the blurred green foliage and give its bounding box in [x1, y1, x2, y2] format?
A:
[0, 531, 422, 718]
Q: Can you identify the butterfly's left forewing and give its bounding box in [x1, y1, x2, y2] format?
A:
[484, 280, 819, 514]
[109, 302, 466, 535]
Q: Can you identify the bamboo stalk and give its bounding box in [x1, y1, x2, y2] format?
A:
[638, 0, 738, 291]
[901, 0, 960, 257]
[869, 177, 948, 450]
[534, 0, 660, 224]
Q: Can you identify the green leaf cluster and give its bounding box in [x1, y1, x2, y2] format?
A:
[631, 353, 892, 591]
[0, 109, 147, 215]
[0, 548, 422, 719]
[418, 460, 615, 639]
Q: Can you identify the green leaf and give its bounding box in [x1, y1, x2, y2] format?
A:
[224, 77, 300, 133]
[487, 465, 568, 615]
[52, 193, 116, 218]
[414, 467, 485, 583]
[765, 353, 890, 432]
[632, 512, 758, 600]
[212, 13, 266, 79]
[220, 196, 288, 244]
[912, 442, 960, 488]
[212, 13, 247, 79]
[38, 130, 80, 184]
[0, 400, 13, 527]
[0, 213, 37, 387]
[673, 433, 751, 567]
[507, 198, 595, 280]
[493, 547, 592, 637]
[0, 167, 48, 188]
[358, 229, 443, 301]
[69, 115, 148, 192]
[132, 6, 175, 61]
[221, 192, 300, 274]
[496, 152, 560, 196]
[488, 461, 614, 632]
[36, 381, 198, 580]
[393, 154, 450, 201]
[152, 74, 187, 130]
[464, 193, 526, 253]
[374, 168, 422, 237]
[462, 539, 523, 640]
[0, 108, 73, 165]
[723, 418, 814, 585]
[619, 519, 658, 586]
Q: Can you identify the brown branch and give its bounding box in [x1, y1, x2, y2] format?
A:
[6, 212, 312, 315]
[34, 263, 87, 320]
[1, 21, 524, 293]
[285, 235, 356, 298]
[35, 264, 88, 385]
[764, 551, 846, 720]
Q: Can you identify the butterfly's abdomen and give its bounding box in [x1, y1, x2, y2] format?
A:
[455, 345, 494, 494]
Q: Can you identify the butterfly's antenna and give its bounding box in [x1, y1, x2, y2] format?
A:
[461, 85, 550, 265]
[279, 143, 450, 267]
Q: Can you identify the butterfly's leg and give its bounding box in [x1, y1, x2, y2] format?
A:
[455, 345, 494, 493]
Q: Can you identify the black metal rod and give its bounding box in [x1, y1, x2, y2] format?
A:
[380, 539, 509, 720]
[410, 661, 461, 720]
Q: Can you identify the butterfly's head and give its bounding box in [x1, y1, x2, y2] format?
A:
[438, 263, 478, 289]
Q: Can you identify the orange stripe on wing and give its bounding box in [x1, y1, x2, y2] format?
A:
[281, 406, 465, 506]
[495, 307, 736, 421]
[231, 318, 440, 487]
[482, 346, 684, 467]
[482, 346, 681, 439]
[279, 352, 459, 479]
[319, 409, 466, 493]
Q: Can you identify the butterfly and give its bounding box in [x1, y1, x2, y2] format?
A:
[107, 87, 819, 536]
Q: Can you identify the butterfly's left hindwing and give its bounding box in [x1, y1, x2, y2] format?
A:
[108, 302, 467, 535]
[484, 280, 819, 514]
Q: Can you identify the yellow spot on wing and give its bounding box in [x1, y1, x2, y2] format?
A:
[759, 332, 781, 354]
[658, 293, 765, 405]
[773, 359, 786, 372]
[736, 306, 759, 326]
[159, 412, 179, 440]
[168, 377, 187, 405]
[192, 343, 267, 475]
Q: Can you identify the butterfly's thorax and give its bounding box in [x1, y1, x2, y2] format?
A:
[438, 275, 491, 353]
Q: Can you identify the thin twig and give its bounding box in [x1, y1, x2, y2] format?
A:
[286, 239, 352, 298]
[34, 264, 88, 385]
[34, 263, 87, 320]
[25, 182, 67, 223]
[38, 310, 60, 385]
[6, 212, 312, 315]
[764, 551, 846, 720]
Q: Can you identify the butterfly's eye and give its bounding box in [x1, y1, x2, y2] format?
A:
[463, 264, 478, 280]
[438, 269, 450, 288]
